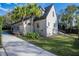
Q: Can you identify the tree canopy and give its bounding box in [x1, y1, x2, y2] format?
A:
[9, 3, 42, 23]
[61, 5, 78, 29]
[0, 16, 3, 43]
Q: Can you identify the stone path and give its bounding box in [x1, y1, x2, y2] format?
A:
[1, 34, 56, 56]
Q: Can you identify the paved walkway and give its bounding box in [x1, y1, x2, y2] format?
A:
[1, 34, 56, 56]
[0, 48, 6, 56]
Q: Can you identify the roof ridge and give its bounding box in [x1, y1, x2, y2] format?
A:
[45, 4, 53, 10]
[34, 4, 54, 21]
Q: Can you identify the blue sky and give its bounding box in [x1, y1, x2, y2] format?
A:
[0, 3, 79, 16]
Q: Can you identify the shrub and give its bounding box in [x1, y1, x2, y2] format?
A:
[25, 32, 40, 39]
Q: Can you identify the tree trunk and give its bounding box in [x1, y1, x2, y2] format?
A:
[78, 29, 79, 39]
[0, 23, 2, 48]
[77, 18, 79, 39]
[0, 33, 1, 42]
[69, 19, 72, 33]
[78, 22, 79, 39]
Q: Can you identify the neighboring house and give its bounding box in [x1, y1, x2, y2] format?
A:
[58, 14, 77, 28]
[72, 17, 77, 27]
[11, 4, 58, 37]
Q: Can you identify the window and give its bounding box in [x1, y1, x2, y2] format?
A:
[25, 21, 27, 24]
[28, 23, 31, 25]
[53, 11, 54, 17]
[37, 23, 39, 28]
[54, 23, 56, 27]
[14, 26, 19, 32]
[48, 22, 50, 26]
[75, 21, 77, 23]
[41, 29, 43, 32]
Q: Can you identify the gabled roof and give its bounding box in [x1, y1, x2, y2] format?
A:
[34, 4, 53, 21]
[38, 6, 45, 12]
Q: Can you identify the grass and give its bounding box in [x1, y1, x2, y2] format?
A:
[0, 36, 1, 44]
[19, 34, 79, 56]
[0, 35, 2, 48]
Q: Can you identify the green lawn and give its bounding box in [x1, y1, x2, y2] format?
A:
[19, 34, 79, 56]
[0, 33, 1, 47]
[0, 36, 1, 44]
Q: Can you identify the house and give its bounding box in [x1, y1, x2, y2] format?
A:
[58, 14, 77, 29]
[72, 17, 77, 27]
[11, 4, 58, 37]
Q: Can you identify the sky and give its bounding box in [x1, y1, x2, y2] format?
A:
[0, 3, 79, 16]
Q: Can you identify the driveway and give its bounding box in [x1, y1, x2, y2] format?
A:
[1, 33, 56, 56]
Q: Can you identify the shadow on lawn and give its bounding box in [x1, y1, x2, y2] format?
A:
[73, 38, 79, 49]
[28, 38, 79, 56]
[19, 34, 79, 56]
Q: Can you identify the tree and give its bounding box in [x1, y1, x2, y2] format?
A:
[76, 16, 79, 39]
[0, 16, 3, 47]
[10, 3, 42, 23]
[65, 5, 77, 32]
[25, 3, 42, 31]
[11, 6, 22, 22]
[3, 14, 12, 29]
[61, 5, 77, 32]
[6, 3, 42, 33]
[75, 10, 79, 40]
[28, 3, 42, 17]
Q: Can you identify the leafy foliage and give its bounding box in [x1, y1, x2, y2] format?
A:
[65, 5, 77, 13]
[61, 5, 79, 39]
[76, 13, 79, 39]
[0, 16, 3, 35]
[25, 32, 40, 39]
[61, 5, 77, 30]
[10, 3, 42, 23]
[0, 16, 3, 46]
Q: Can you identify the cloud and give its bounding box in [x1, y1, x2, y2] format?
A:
[0, 3, 25, 16]
[5, 3, 11, 5]
[14, 3, 26, 6]
[0, 4, 8, 12]
[0, 10, 6, 16]
[0, 7, 9, 12]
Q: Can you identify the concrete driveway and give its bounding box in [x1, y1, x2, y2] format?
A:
[1, 33, 56, 56]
